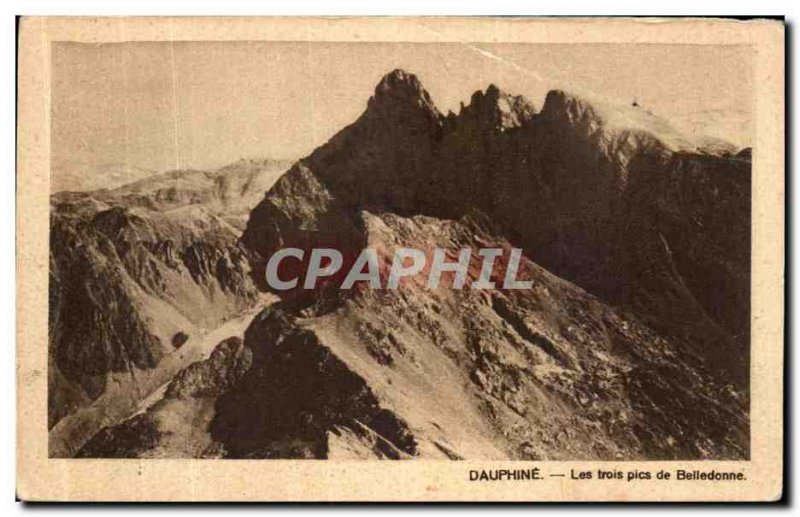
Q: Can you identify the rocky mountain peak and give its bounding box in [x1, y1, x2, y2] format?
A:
[541, 89, 601, 128]
[461, 84, 536, 131]
[367, 69, 441, 121]
[374, 69, 424, 96]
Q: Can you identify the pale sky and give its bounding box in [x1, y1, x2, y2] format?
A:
[51, 41, 753, 190]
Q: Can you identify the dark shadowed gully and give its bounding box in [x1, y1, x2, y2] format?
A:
[54, 69, 750, 460]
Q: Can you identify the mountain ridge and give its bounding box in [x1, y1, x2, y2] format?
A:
[53, 69, 751, 460]
[241, 71, 750, 380]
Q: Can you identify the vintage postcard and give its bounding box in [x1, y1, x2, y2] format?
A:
[17, 16, 784, 502]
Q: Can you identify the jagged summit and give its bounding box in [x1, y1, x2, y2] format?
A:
[366, 70, 734, 154]
[461, 84, 536, 131]
[368, 69, 441, 119]
[373, 69, 737, 155]
[541, 89, 593, 121]
[375, 68, 421, 92]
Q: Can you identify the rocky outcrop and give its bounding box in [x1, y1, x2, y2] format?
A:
[240, 69, 444, 269]
[208, 306, 418, 459]
[165, 337, 252, 399]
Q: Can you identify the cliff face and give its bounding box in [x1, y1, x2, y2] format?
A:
[70, 69, 750, 460]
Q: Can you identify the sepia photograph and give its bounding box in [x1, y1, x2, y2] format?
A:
[16, 15, 785, 502]
[47, 39, 754, 461]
